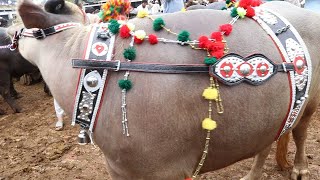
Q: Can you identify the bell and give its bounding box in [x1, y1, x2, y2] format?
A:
[78, 129, 90, 145]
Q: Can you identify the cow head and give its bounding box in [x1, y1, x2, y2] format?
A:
[17, 0, 86, 29]
[7, 0, 88, 66]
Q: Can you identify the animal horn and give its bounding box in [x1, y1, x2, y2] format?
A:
[44, 0, 66, 14]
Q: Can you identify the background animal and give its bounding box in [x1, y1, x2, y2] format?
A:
[0, 27, 39, 115]
[9, 0, 320, 179]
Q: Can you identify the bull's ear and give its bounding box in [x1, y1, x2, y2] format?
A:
[44, 0, 65, 14]
[18, 0, 52, 28]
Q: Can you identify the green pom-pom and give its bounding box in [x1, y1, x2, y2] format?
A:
[123, 47, 136, 60]
[204, 57, 217, 65]
[118, 79, 132, 90]
[226, 0, 231, 4]
[177, 30, 190, 42]
[231, 7, 238, 17]
[221, 7, 227, 10]
[108, 19, 120, 34]
[153, 18, 165, 31]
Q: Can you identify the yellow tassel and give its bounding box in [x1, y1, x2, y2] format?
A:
[237, 7, 247, 18]
[137, 10, 149, 18]
[202, 87, 218, 100]
[181, 7, 186, 12]
[202, 118, 217, 130]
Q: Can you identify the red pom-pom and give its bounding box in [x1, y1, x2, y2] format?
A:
[210, 32, 223, 42]
[198, 36, 209, 48]
[134, 36, 144, 44]
[251, 0, 262, 7]
[185, 178, 193, 180]
[246, 6, 255, 17]
[210, 50, 224, 59]
[148, 34, 158, 45]
[207, 42, 224, 52]
[238, 0, 252, 9]
[120, 25, 131, 38]
[219, 24, 233, 36]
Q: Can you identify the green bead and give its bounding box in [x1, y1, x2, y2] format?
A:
[153, 18, 165, 31]
[118, 79, 132, 90]
[123, 47, 136, 60]
[221, 7, 227, 10]
[177, 30, 190, 42]
[204, 57, 217, 65]
[226, 0, 231, 4]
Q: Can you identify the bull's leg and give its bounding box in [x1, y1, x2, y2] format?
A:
[10, 76, 22, 99]
[241, 144, 272, 180]
[0, 72, 22, 113]
[290, 102, 317, 180]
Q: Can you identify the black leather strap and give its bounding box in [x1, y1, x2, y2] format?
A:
[72, 59, 210, 73]
[32, 27, 56, 39]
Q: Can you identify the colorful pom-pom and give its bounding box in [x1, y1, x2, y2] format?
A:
[237, 7, 247, 18]
[153, 18, 165, 31]
[178, 30, 190, 42]
[251, 0, 262, 7]
[198, 36, 209, 48]
[148, 34, 158, 44]
[210, 32, 223, 42]
[204, 57, 217, 65]
[231, 7, 238, 17]
[202, 87, 218, 100]
[210, 50, 224, 59]
[118, 79, 132, 90]
[123, 47, 136, 60]
[134, 36, 144, 44]
[238, 0, 252, 9]
[207, 42, 224, 52]
[202, 118, 217, 131]
[219, 24, 233, 36]
[246, 6, 255, 17]
[127, 22, 135, 31]
[108, 19, 120, 34]
[120, 25, 131, 38]
[137, 10, 149, 18]
[134, 30, 146, 40]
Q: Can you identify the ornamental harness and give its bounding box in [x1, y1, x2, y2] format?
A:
[12, 7, 311, 179]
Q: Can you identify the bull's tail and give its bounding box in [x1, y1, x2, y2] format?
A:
[276, 132, 292, 170]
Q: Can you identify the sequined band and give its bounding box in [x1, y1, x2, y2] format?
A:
[252, 7, 312, 139]
[72, 23, 115, 132]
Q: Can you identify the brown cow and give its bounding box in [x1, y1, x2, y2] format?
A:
[9, 0, 320, 179]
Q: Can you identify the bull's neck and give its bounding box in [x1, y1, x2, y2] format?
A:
[38, 26, 90, 116]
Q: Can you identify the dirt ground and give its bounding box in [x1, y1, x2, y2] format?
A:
[0, 82, 319, 180]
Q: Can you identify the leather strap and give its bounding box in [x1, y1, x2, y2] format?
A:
[21, 23, 81, 39]
[72, 58, 295, 74]
[72, 59, 210, 73]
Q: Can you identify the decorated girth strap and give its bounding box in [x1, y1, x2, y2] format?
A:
[251, 7, 312, 138]
[72, 23, 115, 132]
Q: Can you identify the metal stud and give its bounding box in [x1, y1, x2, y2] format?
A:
[86, 76, 99, 87]
[296, 59, 304, 70]
[260, 65, 267, 73]
[223, 66, 231, 73]
[240, 64, 251, 75]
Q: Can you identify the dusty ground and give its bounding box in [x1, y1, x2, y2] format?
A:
[0, 82, 319, 180]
